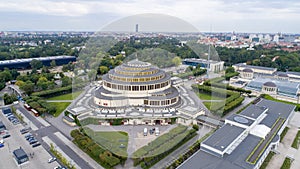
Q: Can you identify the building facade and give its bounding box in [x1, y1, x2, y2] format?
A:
[94, 59, 180, 108]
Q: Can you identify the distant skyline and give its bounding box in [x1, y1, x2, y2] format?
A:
[1, 0, 300, 33]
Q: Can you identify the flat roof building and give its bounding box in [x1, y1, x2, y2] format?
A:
[0, 55, 76, 70]
[179, 99, 295, 169]
[13, 148, 29, 165]
[182, 58, 224, 73]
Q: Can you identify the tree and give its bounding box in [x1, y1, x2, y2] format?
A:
[61, 76, 72, 87]
[20, 80, 35, 95]
[37, 76, 49, 90]
[225, 66, 235, 74]
[99, 66, 109, 75]
[30, 59, 43, 69]
[50, 60, 57, 67]
[0, 69, 12, 82]
[172, 56, 182, 67]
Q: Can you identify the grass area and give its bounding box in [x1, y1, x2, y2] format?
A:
[46, 90, 82, 100]
[280, 127, 290, 142]
[291, 130, 300, 149]
[197, 92, 225, 100]
[132, 125, 196, 169]
[260, 151, 275, 169]
[280, 157, 292, 169]
[132, 125, 189, 158]
[83, 127, 128, 157]
[47, 102, 71, 117]
[71, 129, 123, 169]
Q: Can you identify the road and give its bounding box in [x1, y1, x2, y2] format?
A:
[14, 104, 96, 169]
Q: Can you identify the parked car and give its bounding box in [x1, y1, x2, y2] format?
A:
[155, 127, 160, 136]
[32, 142, 41, 148]
[143, 128, 148, 136]
[0, 143, 4, 148]
[20, 128, 30, 134]
[48, 157, 57, 163]
[29, 140, 38, 145]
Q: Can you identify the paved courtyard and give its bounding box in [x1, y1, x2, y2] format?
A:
[267, 112, 300, 169]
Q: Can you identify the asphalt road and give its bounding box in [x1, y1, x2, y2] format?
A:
[15, 104, 94, 169]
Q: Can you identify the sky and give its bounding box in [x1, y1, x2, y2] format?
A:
[0, 0, 300, 33]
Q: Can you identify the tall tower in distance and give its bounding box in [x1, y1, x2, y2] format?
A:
[135, 24, 139, 33]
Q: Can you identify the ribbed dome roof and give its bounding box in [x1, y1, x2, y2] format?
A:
[126, 59, 152, 67]
[263, 81, 277, 87]
[242, 68, 253, 73]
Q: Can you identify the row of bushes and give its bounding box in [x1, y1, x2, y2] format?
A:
[224, 72, 239, 80]
[203, 77, 251, 94]
[50, 143, 76, 169]
[71, 129, 123, 169]
[25, 96, 56, 115]
[166, 129, 215, 169]
[31, 83, 85, 98]
[132, 126, 197, 169]
[176, 67, 207, 79]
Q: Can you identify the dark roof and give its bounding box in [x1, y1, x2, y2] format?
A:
[179, 134, 261, 169]
[242, 68, 253, 73]
[202, 124, 245, 152]
[263, 81, 277, 87]
[277, 73, 289, 77]
[239, 104, 267, 120]
[256, 99, 295, 128]
[13, 148, 28, 159]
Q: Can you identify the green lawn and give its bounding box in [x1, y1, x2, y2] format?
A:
[260, 151, 275, 169]
[280, 157, 292, 169]
[47, 102, 71, 117]
[197, 92, 225, 100]
[291, 130, 300, 149]
[46, 91, 82, 100]
[83, 127, 129, 157]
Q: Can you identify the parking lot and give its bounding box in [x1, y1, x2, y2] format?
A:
[0, 106, 60, 169]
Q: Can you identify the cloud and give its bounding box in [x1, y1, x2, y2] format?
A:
[0, 0, 300, 32]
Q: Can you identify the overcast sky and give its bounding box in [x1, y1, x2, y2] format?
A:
[1, 0, 300, 33]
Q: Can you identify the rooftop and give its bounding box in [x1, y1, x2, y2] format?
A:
[239, 104, 267, 120]
[234, 63, 277, 71]
[202, 124, 245, 152]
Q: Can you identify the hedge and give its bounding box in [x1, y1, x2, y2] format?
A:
[71, 129, 122, 169]
[31, 83, 85, 98]
[193, 84, 245, 116]
[132, 125, 197, 169]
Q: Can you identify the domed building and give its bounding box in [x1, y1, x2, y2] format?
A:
[94, 59, 180, 109]
[262, 81, 277, 94]
[240, 68, 254, 79]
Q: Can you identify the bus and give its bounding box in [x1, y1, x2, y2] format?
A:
[24, 104, 31, 111]
[31, 109, 39, 117]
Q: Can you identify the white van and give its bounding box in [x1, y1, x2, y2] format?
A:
[143, 128, 148, 136]
[155, 127, 160, 136]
